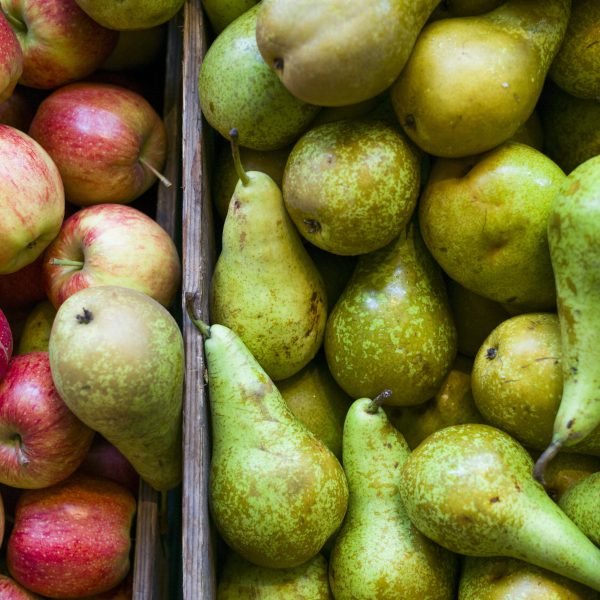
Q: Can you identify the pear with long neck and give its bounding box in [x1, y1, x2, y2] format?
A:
[399, 423, 600, 592]
[329, 391, 458, 599]
[189, 313, 349, 569]
[534, 155, 600, 482]
[210, 130, 327, 381]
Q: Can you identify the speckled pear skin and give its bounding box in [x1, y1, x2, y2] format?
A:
[559, 473, 600, 547]
[48, 285, 184, 492]
[217, 550, 332, 599]
[198, 4, 320, 151]
[399, 423, 600, 591]
[324, 220, 457, 406]
[328, 397, 458, 599]
[458, 556, 599, 600]
[201, 0, 258, 34]
[204, 323, 349, 569]
[210, 170, 327, 381]
[74, 0, 185, 29]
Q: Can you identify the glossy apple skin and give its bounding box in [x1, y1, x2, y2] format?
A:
[1, 0, 118, 89]
[0, 124, 65, 274]
[43, 203, 181, 308]
[28, 82, 167, 206]
[0, 574, 41, 599]
[0, 11, 23, 103]
[0, 352, 95, 488]
[7, 473, 136, 599]
[0, 308, 13, 380]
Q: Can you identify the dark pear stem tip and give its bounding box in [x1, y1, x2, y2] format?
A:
[533, 439, 562, 486]
[185, 292, 210, 337]
[365, 389, 393, 414]
[229, 128, 249, 187]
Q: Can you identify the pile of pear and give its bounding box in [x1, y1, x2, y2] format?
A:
[194, 0, 600, 597]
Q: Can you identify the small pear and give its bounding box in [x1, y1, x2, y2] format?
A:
[559, 473, 600, 547]
[399, 423, 600, 591]
[188, 310, 348, 569]
[329, 392, 458, 599]
[16, 299, 56, 354]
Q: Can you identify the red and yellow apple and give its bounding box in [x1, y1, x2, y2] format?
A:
[0, 307, 13, 380]
[0, 11, 23, 103]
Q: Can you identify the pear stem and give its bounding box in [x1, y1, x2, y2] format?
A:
[139, 157, 172, 188]
[50, 258, 84, 268]
[229, 128, 249, 187]
[184, 292, 211, 337]
[533, 439, 562, 485]
[365, 389, 393, 414]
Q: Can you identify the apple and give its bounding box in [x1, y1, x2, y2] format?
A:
[0, 124, 65, 275]
[0, 574, 40, 599]
[0, 253, 47, 311]
[0, 0, 118, 90]
[0, 307, 13, 380]
[28, 81, 168, 206]
[0, 352, 95, 489]
[0, 11, 23, 103]
[43, 203, 181, 308]
[76, 573, 133, 599]
[7, 473, 136, 599]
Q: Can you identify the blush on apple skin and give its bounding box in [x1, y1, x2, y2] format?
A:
[0, 352, 95, 489]
[0, 308, 13, 380]
[0, 574, 41, 599]
[0, 11, 23, 104]
[7, 473, 136, 599]
[28, 81, 167, 207]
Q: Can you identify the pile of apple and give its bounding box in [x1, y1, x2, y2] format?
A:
[0, 0, 185, 598]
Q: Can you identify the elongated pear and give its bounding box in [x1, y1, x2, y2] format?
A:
[399, 423, 600, 591]
[210, 133, 327, 381]
[188, 312, 348, 569]
[534, 155, 600, 481]
[329, 392, 457, 599]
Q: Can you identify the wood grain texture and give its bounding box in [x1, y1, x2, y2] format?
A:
[181, 0, 218, 598]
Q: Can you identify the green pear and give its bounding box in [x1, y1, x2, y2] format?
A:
[198, 5, 320, 151]
[255, 0, 440, 107]
[201, 0, 258, 34]
[385, 354, 483, 449]
[391, 0, 571, 157]
[74, 0, 185, 29]
[419, 141, 565, 310]
[16, 299, 56, 354]
[549, 0, 600, 100]
[398, 423, 600, 591]
[282, 119, 421, 256]
[48, 285, 183, 492]
[537, 452, 600, 503]
[210, 134, 327, 381]
[277, 353, 352, 460]
[188, 314, 348, 568]
[458, 556, 599, 600]
[217, 550, 332, 599]
[539, 82, 600, 175]
[535, 155, 600, 481]
[559, 473, 600, 547]
[329, 392, 458, 599]
[324, 220, 457, 406]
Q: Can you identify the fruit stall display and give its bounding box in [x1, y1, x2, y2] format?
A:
[181, 0, 600, 598]
[0, 1, 185, 598]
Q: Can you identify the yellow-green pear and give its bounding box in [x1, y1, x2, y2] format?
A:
[201, 0, 258, 34]
[559, 473, 600, 547]
[16, 299, 56, 354]
[391, 0, 571, 157]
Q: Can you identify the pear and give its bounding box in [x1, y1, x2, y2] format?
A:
[16, 299, 56, 354]
[398, 423, 600, 591]
[324, 219, 457, 406]
[255, 0, 440, 107]
[201, 0, 258, 34]
[391, 0, 571, 157]
[329, 392, 458, 599]
[74, 0, 185, 29]
[198, 5, 320, 151]
[210, 132, 327, 381]
[419, 141, 565, 310]
[559, 473, 600, 547]
[549, 0, 600, 100]
[282, 119, 421, 256]
[534, 155, 600, 481]
[458, 556, 599, 600]
[187, 311, 349, 569]
[217, 550, 332, 599]
[48, 285, 183, 492]
[385, 354, 483, 449]
[537, 452, 600, 503]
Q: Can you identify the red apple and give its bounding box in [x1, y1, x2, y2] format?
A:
[0, 352, 95, 489]
[7, 473, 136, 599]
[28, 81, 168, 206]
[0, 253, 46, 310]
[0, 574, 41, 599]
[0, 11, 23, 103]
[0, 307, 13, 380]
[0, 124, 65, 274]
[77, 573, 133, 599]
[43, 203, 181, 308]
[1, 0, 118, 89]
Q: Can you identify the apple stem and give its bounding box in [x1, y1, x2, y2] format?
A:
[50, 257, 84, 268]
[185, 292, 211, 337]
[229, 128, 249, 187]
[3, 12, 26, 33]
[365, 389, 393, 414]
[139, 157, 172, 188]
